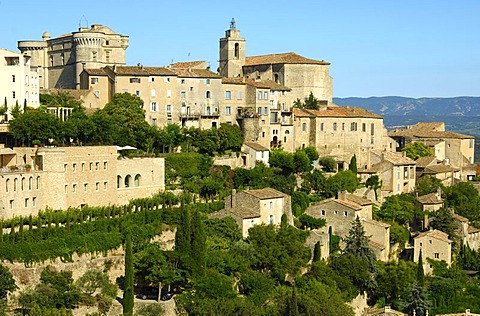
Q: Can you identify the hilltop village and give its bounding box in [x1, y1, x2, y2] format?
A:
[0, 20, 479, 316]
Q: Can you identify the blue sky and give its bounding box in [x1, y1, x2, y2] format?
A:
[1, 0, 479, 98]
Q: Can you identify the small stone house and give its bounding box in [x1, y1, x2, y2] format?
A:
[414, 229, 452, 275]
[417, 188, 444, 229]
[305, 192, 390, 261]
[209, 187, 292, 237]
[242, 142, 269, 169]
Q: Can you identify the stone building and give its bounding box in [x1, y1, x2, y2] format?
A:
[413, 229, 452, 275]
[389, 122, 475, 180]
[292, 107, 395, 168]
[209, 187, 293, 237]
[18, 24, 128, 90]
[359, 150, 416, 200]
[305, 192, 390, 261]
[0, 48, 40, 119]
[0, 145, 164, 218]
[241, 142, 269, 169]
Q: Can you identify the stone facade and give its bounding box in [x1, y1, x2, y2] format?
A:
[0, 48, 40, 119]
[413, 229, 452, 275]
[210, 187, 293, 237]
[0, 145, 164, 218]
[389, 122, 475, 180]
[18, 24, 128, 89]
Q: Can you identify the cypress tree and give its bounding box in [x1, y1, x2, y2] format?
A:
[191, 210, 206, 276]
[417, 249, 425, 286]
[349, 154, 357, 174]
[313, 241, 321, 262]
[123, 234, 134, 316]
[175, 207, 191, 254]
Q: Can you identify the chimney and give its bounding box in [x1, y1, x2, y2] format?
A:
[338, 191, 347, 201]
[466, 309, 470, 315]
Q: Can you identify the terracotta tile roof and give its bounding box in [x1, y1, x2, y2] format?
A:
[293, 106, 382, 119]
[244, 142, 269, 152]
[358, 161, 391, 174]
[312, 198, 362, 211]
[243, 187, 287, 199]
[364, 219, 391, 228]
[388, 122, 474, 139]
[415, 156, 438, 168]
[208, 207, 260, 220]
[424, 164, 459, 174]
[415, 229, 452, 243]
[370, 149, 416, 165]
[83, 68, 107, 76]
[453, 213, 469, 223]
[417, 192, 443, 205]
[468, 226, 480, 234]
[111, 66, 175, 76]
[171, 68, 221, 79]
[169, 60, 206, 69]
[222, 77, 246, 85]
[366, 306, 406, 316]
[244, 52, 330, 66]
[346, 194, 372, 206]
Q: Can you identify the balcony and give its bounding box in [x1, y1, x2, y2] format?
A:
[180, 112, 200, 120]
[201, 110, 220, 117]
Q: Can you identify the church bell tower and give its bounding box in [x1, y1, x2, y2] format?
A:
[218, 18, 246, 78]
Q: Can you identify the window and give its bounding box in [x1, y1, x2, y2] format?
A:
[104, 181, 108, 190]
[180, 91, 186, 98]
[344, 211, 348, 216]
[269, 201, 273, 209]
[181, 79, 186, 84]
[150, 102, 158, 112]
[434, 253, 439, 259]
[21, 177, 25, 191]
[64, 164, 67, 172]
[237, 91, 243, 100]
[32, 197, 36, 207]
[205, 79, 210, 85]
[9, 200, 13, 209]
[257, 92, 262, 100]
[225, 106, 232, 115]
[89, 162, 93, 171]
[334, 211, 338, 215]
[73, 184, 77, 193]
[12, 75, 15, 83]
[342, 123, 345, 131]
[268, 215, 275, 225]
[29, 177, 32, 190]
[72, 163, 76, 172]
[362, 123, 366, 132]
[151, 89, 156, 97]
[135, 90, 141, 96]
[5, 179, 9, 193]
[321, 210, 326, 216]
[12, 91, 16, 99]
[190, 87, 194, 91]
[84, 183, 88, 192]
[250, 220, 254, 227]
[105, 40, 110, 45]
[351, 122, 358, 131]
[103, 161, 108, 170]
[333, 122, 337, 131]
[36, 176, 40, 189]
[95, 162, 99, 171]
[92, 51, 97, 61]
[82, 163, 85, 171]
[263, 92, 268, 99]
[149, 77, 155, 82]
[152, 118, 157, 126]
[302, 123, 307, 132]
[129, 78, 141, 83]
[25, 198, 28, 207]
[96, 182, 100, 191]
[164, 77, 170, 83]
[234, 43, 240, 58]
[320, 123, 324, 131]
[166, 105, 172, 113]
[105, 51, 110, 62]
[65, 185, 68, 193]
[91, 77, 99, 84]
[225, 91, 232, 100]
[134, 174, 141, 186]
[167, 89, 171, 97]
[205, 91, 211, 99]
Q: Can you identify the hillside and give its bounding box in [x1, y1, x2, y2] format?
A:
[333, 96, 480, 116]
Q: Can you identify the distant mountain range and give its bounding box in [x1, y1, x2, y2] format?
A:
[333, 97, 480, 116]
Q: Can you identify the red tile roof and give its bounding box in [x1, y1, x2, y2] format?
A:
[110, 66, 175, 76]
[169, 60, 206, 69]
[171, 68, 221, 79]
[293, 106, 382, 119]
[243, 187, 288, 199]
[244, 52, 330, 66]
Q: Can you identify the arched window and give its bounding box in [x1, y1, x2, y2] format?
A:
[14, 178, 17, 191]
[205, 91, 211, 99]
[274, 74, 279, 83]
[5, 179, 9, 193]
[125, 175, 132, 188]
[134, 174, 141, 187]
[21, 177, 25, 191]
[234, 43, 239, 58]
[29, 177, 33, 190]
[117, 175, 122, 188]
[36, 176, 40, 189]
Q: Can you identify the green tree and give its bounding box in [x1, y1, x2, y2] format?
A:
[324, 170, 359, 197]
[134, 303, 164, 316]
[366, 175, 382, 200]
[293, 150, 312, 174]
[344, 217, 377, 268]
[8, 109, 61, 146]
[402, 142, 434, 160]
[376, 193, 421, 226]
[429, 207, 457, 242]
[416, 176, 443, 196]
[313, 242, 322, 262]
[76, 269, 117, 314]
[123, 235, 134, 316]
[298, 214, 326, 230]
[349, 154, 357, 174]
[292, 92, 320, 110]
[402, 283, 430, 316]
[191, 210, 207, 276]
[301, 169, 326, 194]
[269, 149, 294, 174]
[302, 146, 319, 162]
[218, 123, 244, 153]
[417, 250, 424, 287]
[0, 263, 16, 313]
[318, 156, 336, 172]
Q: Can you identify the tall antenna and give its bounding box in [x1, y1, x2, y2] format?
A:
[79, 15, 89, 29]
[230, 18, 236, 30]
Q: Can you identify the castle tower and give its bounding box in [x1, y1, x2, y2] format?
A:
[218, 18, 246, 78]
